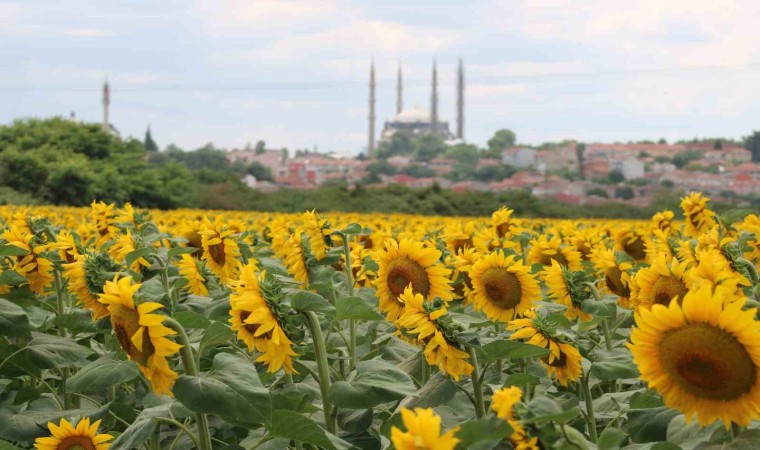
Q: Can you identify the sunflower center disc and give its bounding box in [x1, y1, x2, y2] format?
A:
[495, 222, 511, 238]
[652, 276, 689, 306]
[481, 268, 522, 309]
[59, 435, 97, 450]
[208, 241, 226, 266]
[660, 323, 756, 401]
[605, 267, 630, 298]
[623, 236, 646, 261]
[239, 311, 273, 339]
[111, 304, 155, 366]
[452, 237, 473, 254]
[539, 252, 568, 267]
[386, 257, 430, 297]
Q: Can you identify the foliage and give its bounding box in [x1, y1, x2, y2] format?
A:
[486, 128, 517, 156]
[672, 150, 704, 169]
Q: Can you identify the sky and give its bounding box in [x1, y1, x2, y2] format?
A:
[3, 0, 760, 155]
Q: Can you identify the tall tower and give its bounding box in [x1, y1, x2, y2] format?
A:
[102, 78, 110, 133]
[430, 60, 439, 135]
[396, 64, 403, 114]
[368, 61, 376, 158]
[456, 58, 464, 140]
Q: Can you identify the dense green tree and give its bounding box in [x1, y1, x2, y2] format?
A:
[445, 144, 480, 164]
[474, 164, 515, 182]
[376, 133, 414, 158]
[399, 164, 435, 178]
[575, 143, 586, 179]
[255, 140, 266, 154]
[144, 126, 159, 152]
[608, 169, 625, 183]
[744, 131, 760, 162]
[614, 186, 635, 200]
[672, 150, 703, 168]
[246, 162, 274, 181]
[486, 129, 517, 155]
[413, 134, 446, 162]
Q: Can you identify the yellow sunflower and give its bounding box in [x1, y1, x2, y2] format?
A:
[541, 259, 591, 321]
[492, 206, 515, 238]
[690, 247, 749, 304]
[177, 253, 208, 296]
[391, 408, 460, 450]
[469, 251, 540, 322]
[631, 254, 693, 310]
[528, 235, 583, 271]
[629, 284, 760, 427]
[680, 192, 717, 237]
[200, 223, 240, 282]
[373, 239, 452, 323]
[229, 264, 297, 373]
[614, 228, 648, 262]
[590, 247, 634, 308]
[507, 309, 583, 386]
[62, 253, 114, 320]
[491, 386, 540, 450]
[268, 217, 292, 260]
[109, 230, 150, 272]
[443, 221, 476, 255]
[34, 417, 112, 450]
[283, 231, 310, 286]
[98, 276, 181, 396]
[2, 225, 54, 294]
[397, 287, 473, 380]
[651, 210, 675, 235]
[55, 229, 80, 264]
[90, 201, 118, 248]
[301, 210, 329, 261]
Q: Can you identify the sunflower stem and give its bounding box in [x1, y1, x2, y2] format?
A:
[580, 373, 598, 443]
[164, 318, 213, 450]
[467, 346, 487, 419]
[303, 311, 338, 434]
[420, 352, 430, 386]
[53, 270, 75, 409]
[341, 234, 357, 372]
[584, 282, 614, 352]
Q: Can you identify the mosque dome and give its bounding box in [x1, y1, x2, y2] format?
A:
[394, 107, 431, 124]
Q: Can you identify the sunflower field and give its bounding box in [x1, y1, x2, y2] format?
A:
[0, 193, 759, 450]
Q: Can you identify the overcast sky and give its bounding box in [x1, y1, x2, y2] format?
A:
[3, 0, 760, 154]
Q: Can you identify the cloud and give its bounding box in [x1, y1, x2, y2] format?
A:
[64, 28, 110, 37]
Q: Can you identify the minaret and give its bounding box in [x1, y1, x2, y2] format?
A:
[368, 61, 376, 158]
[456, 58, 464, 140]
[396, 64, 403, 114]
[102, 78, 110, 133]
[430, 60, 439, 135]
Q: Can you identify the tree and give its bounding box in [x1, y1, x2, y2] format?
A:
[255, 140, 266, 155]
[144, 126, 159, 152]
[414, 134, 446, 162]
[376, 133, 414, 159]
[399, 164, 435, 178]
[246, 162, 274, 182]
[586, 187, 608, 198]
[487, 129, 517, 154]
[658, 137, 668, 144]
[446, 144, 480, 164]
[614, 186, 634, 199]
[744, 131, 760, 162]
[575, 143, 586, 180]
[608, 169, 625, 184]
[672, 150, 703, 169]
[714, 139, 722, 150]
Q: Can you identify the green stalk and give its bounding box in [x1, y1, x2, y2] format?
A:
[467, 346, 486, 419]
[164, 318, 212, 450]
[584, 282, 613, 351]
[303, 311, 337, 434]
[341, 235, 357, 372]
[53, 270, 73, 409]
[580, 373, 598, 443]
[419, 352, 430, 386]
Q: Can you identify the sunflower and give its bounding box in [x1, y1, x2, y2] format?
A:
[680, 192, 717, 237]
[690, 247, 749, 303]
[443, 221, 476, 255]
[614, 228, 648, 262]
[90, 201, 118, 248]
[350, 245, 376, 288]
[373, 239, 452, 323]
[397, 286, 473, 380]
[644, 229, 675, 263]
[492, 206, 515, 238]
[528, 235, 583, 271]
[2, 225, 54, 294]
[508, 309, 583, 386]
[98, 276, 181, 396]
[55, 229, 80, 264]
[738, 214, 760, 262]
[651, 210, 675, 235]
[469, 251, 540, 322]
[631, 254, 692, 310]
[63, 253, 117, 320]
[301, 210, 329, 261]
[541, 259, 592, 321]
[283, 231, 310, 286]
[110, 230, 150, 272]
[34, 417, 112, 450]
[491, 386, 540, 450]
[629, 284, 760, 427]
[591, 247, 634, 308]
[268, 217, 292, 259]
[229, 263, 297, 373]
[450, 246, 479, 302]
[391, 408, 460, 450]
[200, 222, 240, 282]
[177, 253, 208, 296]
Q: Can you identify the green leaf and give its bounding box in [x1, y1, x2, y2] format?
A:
[335, 296, 383, 321]
[68, 357, 140, 392]
[0, 270, 26, 286]
[398, 372, 457, 410]
[505, 373, 541, 388]
[173, 353, 272, 426]
[524, 396, 581, 425]
[168, 246, 199, 259]
[598, 426, 627, 450]
[125, 247, 154, 270]
[0, 245, 27, 257]
[628, 407, 679, 443]
[330, 360, 417, 409]
[0, 440, 20, 450]
[269, 410, 355, 449]
[721, 430, 760, 449]
[480, 340, 550, 362]
[110, 403, 171, 450]
[590, 349, 640, 381]
[454, 416, 512, 449]
[24, 333, 93, 369]
[174, 310, 211, 329]
[290, 290, 335, 316]
[0, 298, 31, 339]
[340, 223, 363, 235]
[337, 409, 374, 433]
[0, 404, 109, 442]
[54, 310, 100, 335]
[199, 321, 233, 351]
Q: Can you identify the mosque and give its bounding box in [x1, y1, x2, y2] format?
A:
[367, 60, 465, 157]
